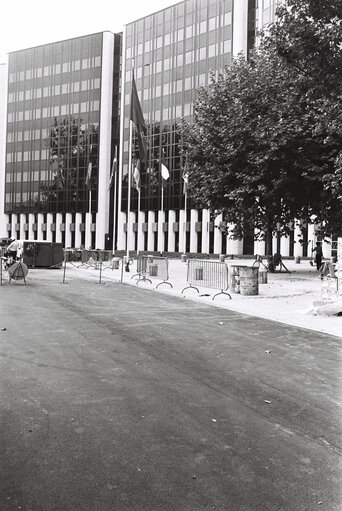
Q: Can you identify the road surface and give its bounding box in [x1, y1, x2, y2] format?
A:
[0, 274, 341, 510]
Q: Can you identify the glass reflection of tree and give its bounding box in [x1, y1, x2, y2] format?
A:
[39, 116, 98, 213]
[131, 121, 182, 212]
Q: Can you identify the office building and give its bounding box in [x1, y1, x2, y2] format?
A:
[0, 0, 335, 259]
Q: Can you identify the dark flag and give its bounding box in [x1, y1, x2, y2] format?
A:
[130, 72, 147, 163]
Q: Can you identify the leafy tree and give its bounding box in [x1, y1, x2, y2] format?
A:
[182, 0, 342, 252]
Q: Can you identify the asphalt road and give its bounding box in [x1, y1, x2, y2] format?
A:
[0, 274, 341, 511]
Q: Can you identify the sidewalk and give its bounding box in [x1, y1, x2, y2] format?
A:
[57, 257, 341, 339]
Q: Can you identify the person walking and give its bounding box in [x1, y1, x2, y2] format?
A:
[312, 242, 323, 271]
[6, 238, 19, 261]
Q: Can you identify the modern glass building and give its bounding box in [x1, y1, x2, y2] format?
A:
[0, 0, 335, 259]
[116, 0, 275, 256]
[1, 31, 121, 250]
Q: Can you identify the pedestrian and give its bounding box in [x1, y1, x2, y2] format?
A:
[6, 238, 19, 261]
[312, 242, 323, 271]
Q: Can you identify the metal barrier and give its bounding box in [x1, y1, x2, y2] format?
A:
[182, 259, 231, 300]
[78, 250, 113, 269]
[135, 255, 173, 289]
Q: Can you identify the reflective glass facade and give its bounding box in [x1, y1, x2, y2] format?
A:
[5, 33, 103, 215]
[121, 0, 233, 215]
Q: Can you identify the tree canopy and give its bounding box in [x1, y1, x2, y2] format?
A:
[182, 0, 342, 247]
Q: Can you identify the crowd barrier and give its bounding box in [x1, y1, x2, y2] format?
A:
[134, 255, 173, 289]
[78, 250, 113, 269]
[182, 259, 231, 300]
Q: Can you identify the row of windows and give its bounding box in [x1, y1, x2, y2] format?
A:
[126, 12, 232, 58]
[6, 170, 50, 183]
[8, 56, 102, 83]
[7, 101, 100, 123]
[7, 122, 99, 144]
[8, 79, 101, 103]
[128, 0, 232, 36]
[126, 40, 231, 83]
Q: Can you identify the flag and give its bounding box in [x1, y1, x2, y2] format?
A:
[85, 161, 92, 190]
[129, 72, 147, 163]
[182, 158, 189, 194]
[182, 171, 189, 195]
[160, 150, 169, 181]
[108, 146, 118, 190]
[130, 72, 145, 128]
[133, 159, 141, 192]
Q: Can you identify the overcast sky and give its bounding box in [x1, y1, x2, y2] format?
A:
[0, 0, 180, 62]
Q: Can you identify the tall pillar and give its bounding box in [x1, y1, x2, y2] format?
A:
[11, 214, 17, 239]
[28, 213, 35, 240]
[179, 209, 186, 254]
[55, 213, 63, 244]
[137, 210, 145, 253]
[232, 0, 248, 57]
[117, 211, 126, 251]
[293, 223, 303, 258]
[65, 213, 72, 248]
[323, 237, 332, 260]
[280, 236, 290, 257]
[201, 209, 210, 255]
[157, 210, 165, 253]
[168, 210, 176, 253]
[19, 214, 26, 240]
[75, 212, 82, 248]
[227, 223, 243, 255]
[37, 213, 44, 241]
[46, 213, 53, 242]
[189, 209, 198, 253]
[127, 211, 135, 252]
[147, 211, 155, 252]
[213, 214, 222, 255]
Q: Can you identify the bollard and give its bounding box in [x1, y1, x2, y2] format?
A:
[295, 256, 301, 264]
[181, 254, 187, 263]
[219, 254, 225, 262]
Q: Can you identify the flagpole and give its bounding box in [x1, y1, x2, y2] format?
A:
[184, 188, 187, 255]
[112, 162, 117, 254]
[137, 187, 141, 256]
[127, 119, 133, 259]
[88, 189, 92, 248]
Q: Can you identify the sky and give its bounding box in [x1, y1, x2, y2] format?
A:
[0, 0, 180, 62]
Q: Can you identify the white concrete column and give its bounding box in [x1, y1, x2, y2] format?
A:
[280, 236, 290, 257]
[28, 214, 35, 240]
[0, 62, 8, 238]
[96, 32, 115, 251]
[127, 211, 135, 252]
[232, 0, 248, 57]
[55, 213, 63, 244]
[11, 214, 17, 239]
[254, 230, 266, 256]
[117, 211, 126, 251]
[137, 210, 145, 253]
[293, 223, 303, 258]
[179, 209, 186, 254]
[19, 214, 26, 240]
[323, 237, 332, 260]
[227, 223, 243, 255]
[157, 210, 165, 253]
[65, 212, 72, 248]
[37, 213, 44, 241]
[46, 213, 53, 242]
[147, 210, 155, 252]
[168, 210, 176, 253]
[213, 213, 223, 255]
[189, 209, 198, 253]
[75, 212, 82, 248]
[201, 209, 210, 255]
[85, 212, 92, 249]
[306, 223, 315, 258]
